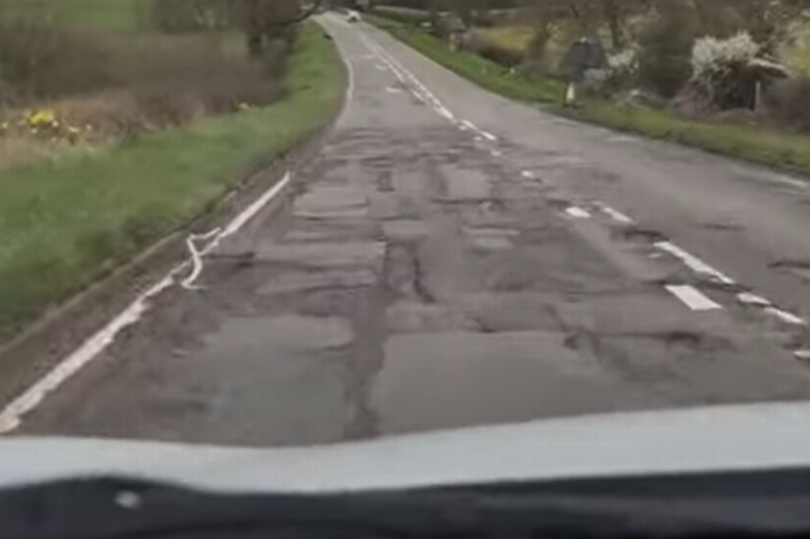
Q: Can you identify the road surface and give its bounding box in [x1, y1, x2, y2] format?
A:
[10, 15, 810, 445]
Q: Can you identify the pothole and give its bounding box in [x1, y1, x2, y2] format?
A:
[770, 259, 810, 270]
[546, 198, 570, 211]
[641, 330, 732, 354]
[615, 226, 668, 244]
[701, 222, 743, 232]
[769, 259, 810, 283]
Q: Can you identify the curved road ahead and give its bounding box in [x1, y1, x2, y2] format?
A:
[11, 15, 810, 445]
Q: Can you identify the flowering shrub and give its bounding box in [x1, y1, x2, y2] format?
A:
[27, 108, 57, 129]
[610, 47, 639, 75]
[691, 32, 760, 88]
[600, 47, 641, 94]
[0, 108, 89, 144]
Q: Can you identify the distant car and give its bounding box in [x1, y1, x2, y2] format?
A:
[347, 10, 360, 22]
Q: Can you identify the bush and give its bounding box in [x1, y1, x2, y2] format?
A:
[371, 6, 430, 26]
[149, 0, 237, 33]
[637, 0, 698, 98]
[691, 33, 759, 89]
[688, 32, 760, 111]
[467, 32, 523, 68]
[54, 35, 285, 139]
[0, 15, 112, 103]
[763, 78, 810, 133]
[606, 47, 640, 92]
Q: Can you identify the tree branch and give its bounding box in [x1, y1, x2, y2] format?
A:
[269, 0, 327, 27]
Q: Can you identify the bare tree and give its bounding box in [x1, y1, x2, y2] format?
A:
[242, 0, 327, 57]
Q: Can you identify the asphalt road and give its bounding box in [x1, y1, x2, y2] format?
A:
[13, 15, 810, 445]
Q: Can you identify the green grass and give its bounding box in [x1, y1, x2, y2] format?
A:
[48, 0, 146, 30]
[366, 14, 565, 103]
[568, 102, 810, 171]
[371, 5, 430, 26]
[0, 23, 345, 340]
[3, 0, 147, 31]
[366, 14, 810, 176]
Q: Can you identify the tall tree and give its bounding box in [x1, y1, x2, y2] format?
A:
[241, 0, 327, 57]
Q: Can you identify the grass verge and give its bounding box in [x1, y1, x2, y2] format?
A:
[366, 14, 564, 103]
[365, 14, 810, 175]
[0, 23, 344, 340]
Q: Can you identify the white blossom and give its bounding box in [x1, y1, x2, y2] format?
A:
[691, 32, 760, 86]
[609, 47, 639, 74]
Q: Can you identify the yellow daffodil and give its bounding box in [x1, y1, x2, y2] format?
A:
[28, 108, 57, 128]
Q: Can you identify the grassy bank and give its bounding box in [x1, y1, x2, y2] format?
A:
[0, 24, 344, 340]
[366, 14, 810, 174]
[367, 15, 565, 103]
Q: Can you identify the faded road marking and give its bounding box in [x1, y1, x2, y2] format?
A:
[597, 203, 634, 225]
[181, 228, 222, 290]
[737, 292, 771, 306]
[665, 285, 722, 311]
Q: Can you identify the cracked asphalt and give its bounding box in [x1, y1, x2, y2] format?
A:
[15, 15, 810, 445]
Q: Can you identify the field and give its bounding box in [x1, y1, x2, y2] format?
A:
[4, 0, 146, 30]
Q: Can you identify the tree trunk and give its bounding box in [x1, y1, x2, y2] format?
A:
[605, 0, 625, 50]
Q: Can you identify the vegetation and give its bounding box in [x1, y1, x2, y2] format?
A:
[365, 11, 810, 175]
[0, 1, 344, 340]
[367, 14, 565, 101]
[372, 5, 432, 25]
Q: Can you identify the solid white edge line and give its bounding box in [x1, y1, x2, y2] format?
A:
[481, 131, 498, 142]
[221, 172, 292, 239]
[0, 172, 295, 434]
[344, 54, 356, 104]
[0, 273, 178, 434]
[654, 241, 735, 285]
[665, 285, 722, 311]
[565, 207, 591, 219]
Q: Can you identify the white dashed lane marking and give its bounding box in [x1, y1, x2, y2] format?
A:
[363, 26, 808, 328]
[565, 207, 591, 219]
[597, 203, 634, 225]
[654, 241, 735, 285]
[765, 307, 806, 326]
[665, 285, 723, 311]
